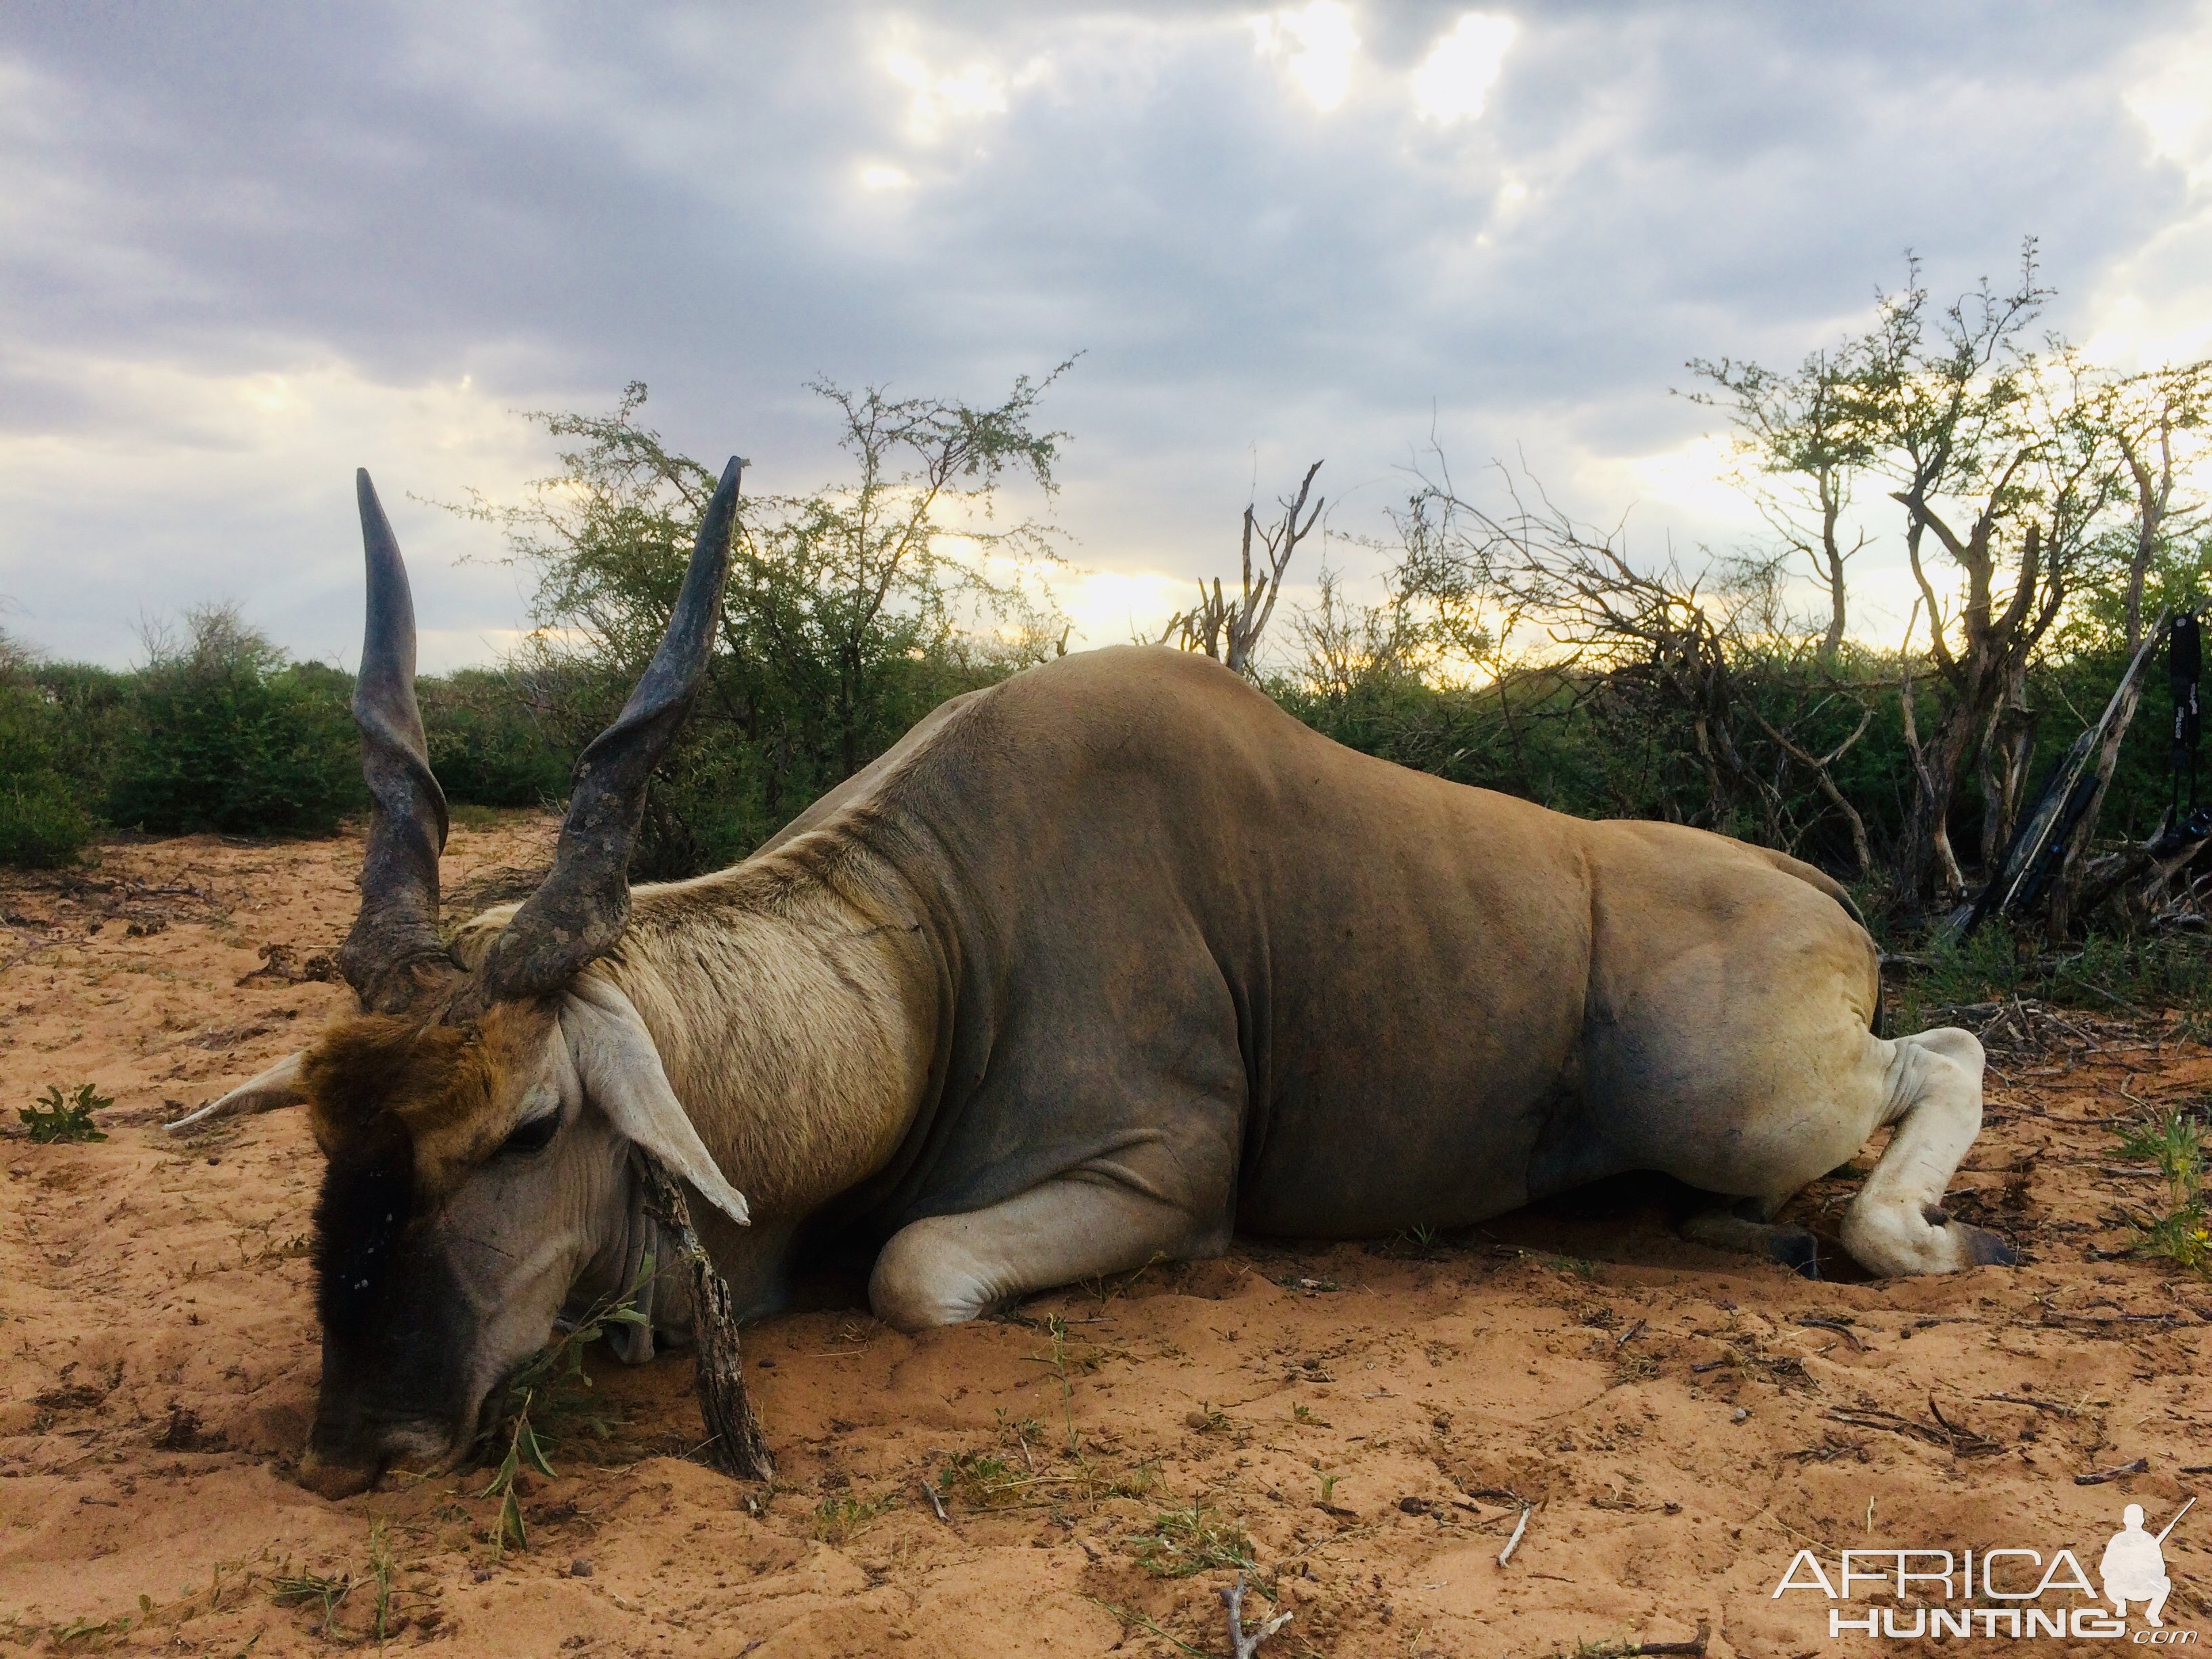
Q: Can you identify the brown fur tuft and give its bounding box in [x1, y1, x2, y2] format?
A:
[300, 1001, 558, 1197]
[303, 1015, 489, 1155]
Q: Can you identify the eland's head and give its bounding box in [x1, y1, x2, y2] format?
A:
[197, 459, 752, 1483]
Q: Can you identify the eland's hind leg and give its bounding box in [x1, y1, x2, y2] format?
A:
[1681, 1198, 1822, 1277]
[1839, 1026, 2017, 1276]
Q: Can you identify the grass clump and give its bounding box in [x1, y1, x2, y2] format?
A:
[1130, 1500, 1257, 1579]
[270, 1565, 352, 1631]
[269, 1521, 401, 1637]
[811, 1491, 900, 1544]
[20, 1083, 110, 1143]
[937, 1450, 1025, 1511]
[2113, 1107, 2211, 1273]
[1891, 920, 2212, 1033]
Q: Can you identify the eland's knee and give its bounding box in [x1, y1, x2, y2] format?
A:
[868, 1218, 1002, 1332]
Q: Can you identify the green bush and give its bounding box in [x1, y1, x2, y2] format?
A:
[420, 668, 573, 809]
[105, 607, 364, 837]
[0, 619, 580, 865]
[0, 771, 91, 867]
[0, 638, 96, 867]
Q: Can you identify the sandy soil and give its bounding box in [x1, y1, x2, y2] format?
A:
[3, 815, 2211, 1658]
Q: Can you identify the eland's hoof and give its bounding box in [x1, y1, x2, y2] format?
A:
[1957, 1223, 2019, 1267]
[1765, 1227, 1821, 1279]
[294, 1452, 377, 1500]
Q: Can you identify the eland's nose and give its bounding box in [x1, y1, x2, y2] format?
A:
[302, 1397, 454, 1496]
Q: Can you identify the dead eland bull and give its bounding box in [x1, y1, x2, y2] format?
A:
[180, 457, 2013, 1480]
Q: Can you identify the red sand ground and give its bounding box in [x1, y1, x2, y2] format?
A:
[3, 815, 2209, 1657]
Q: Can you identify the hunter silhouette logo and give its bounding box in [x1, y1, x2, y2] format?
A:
[2103, 1498, 2192, 1629]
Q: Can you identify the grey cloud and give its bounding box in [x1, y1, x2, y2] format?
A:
[0, 0, 2202, 663]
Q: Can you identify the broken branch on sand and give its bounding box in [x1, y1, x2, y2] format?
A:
[1793, 1315, 1866, 1351]
[2076, 1458, 2151, 1486]
[1498, 1503, 1533, 1565]
[1220, 1576, 1292, 1658]
[1824, 1404, 2001, 1456]
[1624, 1622, 1712, 1658]
[636, 1157, 775, 1481]
[1978, 1392, 2076, 1416]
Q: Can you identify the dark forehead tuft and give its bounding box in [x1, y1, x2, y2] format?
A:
[303, 1013, 482, 1149]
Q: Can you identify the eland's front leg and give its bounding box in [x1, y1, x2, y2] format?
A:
[868, 1175, 1214, 1331]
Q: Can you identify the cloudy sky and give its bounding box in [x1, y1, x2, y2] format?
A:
[4, 1, 2210, 669]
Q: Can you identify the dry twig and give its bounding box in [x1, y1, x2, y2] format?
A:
[1498, 1503, 1533, 1566]
[1793, 1315, 1866, 1351]
[1623, 1623, 1711, 1658]
[1978, 1392, 2074, 1417]
[2076, 1458, 2150, 1486]
[1218, 1574, 1292, 1659]
[635, 1158, 774, 1481]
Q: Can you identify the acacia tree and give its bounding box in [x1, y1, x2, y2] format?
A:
[1848, 250, 2127, 900]
[1289, 481, 1501, 701]
[1691, 248, 2210, 912]
[1686, 342, 1877, 666]
[1160, 462, 1326, 676]
[2104, 361, 2212, 651]
[1466, 474, 1874, 863]
[455, 372, 1070, 873]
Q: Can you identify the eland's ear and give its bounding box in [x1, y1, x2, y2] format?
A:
[560, 977, 750, 1227]
[166, 1049, 311, 1132]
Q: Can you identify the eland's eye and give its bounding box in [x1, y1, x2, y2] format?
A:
[499, 1114, 560, 1158]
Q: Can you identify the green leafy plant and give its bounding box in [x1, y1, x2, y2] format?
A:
[0, 634, 104, 869]
[480, 1390, 554, 1556]
[106, 606, 363, 838]
[454, 374, 1071, 879]
[0, 771, 92, 868]
[477, 1273, 653, 1555]
[48, 1614, 132, 1644]
[2114, 1107, 2211, 1273]
[20, 1083, 110, 1143]
[484, 1271, 653, 1460]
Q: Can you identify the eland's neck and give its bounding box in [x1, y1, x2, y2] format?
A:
[594, 851, 939, 1236]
